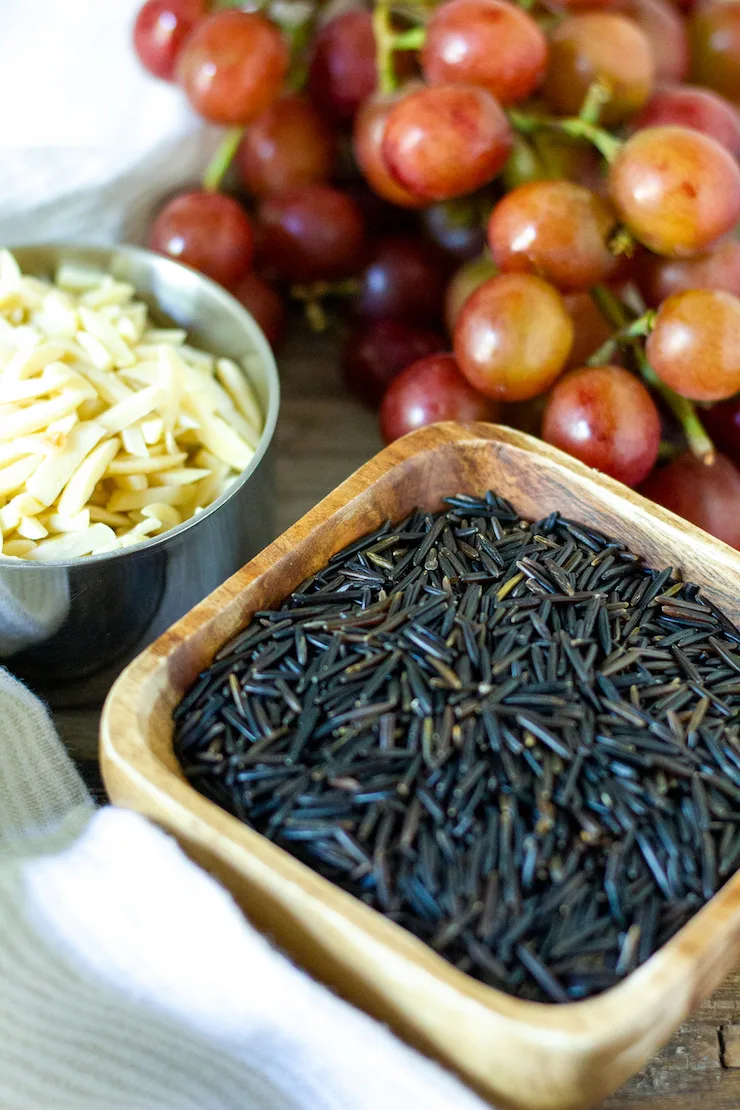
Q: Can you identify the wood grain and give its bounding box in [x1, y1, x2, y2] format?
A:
[57, 322, 740, 1108]
[101, 420, 740, 1110]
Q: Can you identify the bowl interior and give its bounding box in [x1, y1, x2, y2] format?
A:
[101, 423, 740, 1110]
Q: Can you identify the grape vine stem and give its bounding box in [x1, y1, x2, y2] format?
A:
[586, 311, 655, 367]
[590, 285, 716, 464]
[374, 4, 399, 95]
[509, 109, 622, 164]
[373, 4, 427, 95]
[291, 279, 361, 332]
[579, 79, 612, 126]
[203, 127, 245, 193]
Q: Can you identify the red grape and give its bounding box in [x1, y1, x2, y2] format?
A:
[608, 126, 740, 257]
[544, 14, 654, 125]
[542, 365, 661, 486]
[632, 84, 740, 157]
[421, 0, 548, 106]
[422, 196, 490, 261]
[445, 257, 498, 332]
[133, 0, 204, 81]
[256, 185, 365, 284]
[618, 0, 689, 83]
[703, 398, 740, 465]
[308, 10, 377, 124]
[640, 451, 740, 549]
[487, 181, 618, 293]
[149, 191, 253, 286]
[563, 292, 615, 369]
[177, 10, 288, 125]
[231, 272, 286, 350]
[342, 320, 446, 406]
[342, 182, 414, 237]
[236, 95, 337, 199]
[690, 2, 740, 106]
[356, 236, 449, 325]
[640, 238, 740, 306]
[353, 91, 427, 209]
[646, 289, 740, 401]
[380, 353, 499, 443]
[453, 273, 574, 402]
[382, 84, 513, 202]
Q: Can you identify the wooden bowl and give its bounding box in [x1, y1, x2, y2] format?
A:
[101, 423, 740, 1110]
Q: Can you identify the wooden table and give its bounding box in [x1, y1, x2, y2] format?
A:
[55, 320, 740, 1109]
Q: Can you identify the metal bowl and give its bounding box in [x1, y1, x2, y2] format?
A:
[0, 244, 280, 707]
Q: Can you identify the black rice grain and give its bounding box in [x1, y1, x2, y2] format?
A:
[174, 494, 740, 1004]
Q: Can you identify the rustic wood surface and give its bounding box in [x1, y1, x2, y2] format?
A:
[59, 320, 740, 1109]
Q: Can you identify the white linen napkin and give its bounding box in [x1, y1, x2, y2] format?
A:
[0, 668, 491, 1110]
[0, 0, 219, 248]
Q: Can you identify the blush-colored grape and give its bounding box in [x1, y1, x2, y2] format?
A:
[237, 96, 336, 198]
[353, 91, 427, 209]
[382, 84, 513, 202]
[380, 353, 499, 442]
[632, 84, 740, 156]
[149, 191, 254, 286]
[640, 239, 740, 306]
[542, 365, 661, 486]
[177, 10, 288, 125]
[641, 452, 740, 549]
[608, 126, 740, 257]
[544, 13, 654, 125]
[488, 181, 619, 292]
[133, 0, 204, 81]
[453, 273, 573, 402]
[690, 1, 740, 106]
[422, 0, 548, 106]
[646, 289, 740, 402]
[619, 0, 689, 83]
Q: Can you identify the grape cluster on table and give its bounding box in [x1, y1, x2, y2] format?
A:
[134, 0, 740, 550]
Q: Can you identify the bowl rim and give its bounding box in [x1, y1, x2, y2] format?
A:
[1, 243, 281, 570]
[101, 422, 740, 1088]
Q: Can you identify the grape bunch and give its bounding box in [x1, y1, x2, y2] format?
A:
[133, 0, 740, 547]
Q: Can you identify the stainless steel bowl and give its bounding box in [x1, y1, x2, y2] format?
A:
[0, 244, 280, 706]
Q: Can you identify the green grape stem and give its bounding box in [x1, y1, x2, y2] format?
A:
[373, 4, 427, 94]
[374, 4, 399, 95]
[578, 79, 612, 126]
[202, 127, 244, 193]
[291, 279, 361, 332]
[609, 226, 637, 258]
[586, 311, 656, 367]
[508, 108, 623, 164]
[392, 26, 426, 47]
[590, 285, 716, 464]
[275, 0, 319, 92]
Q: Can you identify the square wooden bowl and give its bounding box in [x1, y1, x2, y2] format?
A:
[101, 423, 740, 1110]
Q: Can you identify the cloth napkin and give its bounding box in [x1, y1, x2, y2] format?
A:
[0, 668, 491, 1110]
[0, 0, 219, 248]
